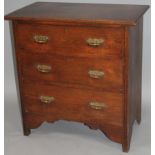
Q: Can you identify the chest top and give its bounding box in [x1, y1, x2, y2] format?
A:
[5, 2, 149, 26]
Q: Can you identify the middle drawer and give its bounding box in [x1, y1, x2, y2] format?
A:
[20, 53, 123, 91]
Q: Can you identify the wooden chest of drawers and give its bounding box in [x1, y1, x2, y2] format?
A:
[5, 2, 149, 152]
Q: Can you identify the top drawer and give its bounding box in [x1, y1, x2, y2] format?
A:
[15, 23, 124, 58]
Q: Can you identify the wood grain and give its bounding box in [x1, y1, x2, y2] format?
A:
[122, 17, 144, 152]
[23, 82, 123, 126]
[24, 113, 123, 143]
[19, 52, 123, 91]
[15, 22, 124, 58]
[4, 2, 149, 152]
[5, 2, 149, 26]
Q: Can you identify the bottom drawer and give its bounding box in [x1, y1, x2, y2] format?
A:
[22, 83, 124, 127]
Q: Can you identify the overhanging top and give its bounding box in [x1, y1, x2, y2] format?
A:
[4, 2, 150, 26]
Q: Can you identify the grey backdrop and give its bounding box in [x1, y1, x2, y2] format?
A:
[4, 0, 151, 155]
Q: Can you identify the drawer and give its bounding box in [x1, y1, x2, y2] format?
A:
[23, 83, 123, 126]
[16, 23, 124, 58]
[20, 53, 123, 91]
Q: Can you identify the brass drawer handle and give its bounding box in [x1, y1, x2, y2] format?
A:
[34, 35, 49, 44]
[86, 38, 104, 47]
[89, 102, 106, 110]
[88, 70, 104, 79]
[36, 64, 52, 73]
[40, 96, 55, 104]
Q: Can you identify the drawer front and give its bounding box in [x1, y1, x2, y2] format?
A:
[23, 83, 123, 126]
[16, 23, 124, 58]
[20, 53, 123, 90]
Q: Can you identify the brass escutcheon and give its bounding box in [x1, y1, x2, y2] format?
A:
[88, 70, 104, 79]
[34, 35, 49, 44]
[89, 102, 106, 110]
[36, 64, 52, 73]
[40, 96, 55, 104]
[86, 38, 104, 47]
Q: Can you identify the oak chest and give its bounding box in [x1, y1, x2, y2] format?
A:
[5, 2, 149, 152]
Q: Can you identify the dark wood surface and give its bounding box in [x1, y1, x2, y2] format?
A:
[5, 2, 149, 152]
[19, 52, 123, 91]
[15, 22, 124, 58]
[23, 82, 123, 126]
[5, 2, 149, 25]
[122, 17, 144, 152]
